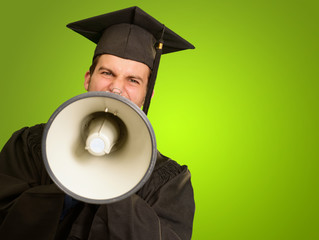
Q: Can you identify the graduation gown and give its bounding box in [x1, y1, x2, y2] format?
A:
[0, 124, 195, 239]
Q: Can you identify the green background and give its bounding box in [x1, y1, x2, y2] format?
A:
[1, 0, 318, 239]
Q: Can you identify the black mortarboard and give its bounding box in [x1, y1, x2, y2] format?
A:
[67, 6, 194, 114]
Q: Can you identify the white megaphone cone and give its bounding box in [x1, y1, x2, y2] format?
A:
[42, 92, 157, 204]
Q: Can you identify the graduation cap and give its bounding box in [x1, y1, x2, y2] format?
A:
[67, 6, 194, 115]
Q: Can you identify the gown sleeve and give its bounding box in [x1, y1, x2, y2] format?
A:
[0, 125, 65, 240]
[67, 154, 195, 240]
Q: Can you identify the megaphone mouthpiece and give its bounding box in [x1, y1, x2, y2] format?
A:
[85, 116, 120, 156]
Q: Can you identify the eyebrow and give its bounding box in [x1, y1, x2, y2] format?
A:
[98, 66, 113, 73]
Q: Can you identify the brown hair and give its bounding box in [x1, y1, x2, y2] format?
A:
[89, 55, 102, 76]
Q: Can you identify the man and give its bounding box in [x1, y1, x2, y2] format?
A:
[0, 6, 195, 240]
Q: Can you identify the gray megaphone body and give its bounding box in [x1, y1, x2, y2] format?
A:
[41, 92, 157, 204]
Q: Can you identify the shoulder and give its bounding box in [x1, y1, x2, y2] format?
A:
[21, 124, 45, 144]
[154, 151, 189, 182]
[137, 151, 191, 202]
[0, 124, 49, 183]
[2, 124, 45, 150]
[7, 124, 45, 153]
[9, 124, 45, 140]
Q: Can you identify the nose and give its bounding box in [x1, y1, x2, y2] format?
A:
[109, 78, 124, 95]
[111, 87, 122, 95]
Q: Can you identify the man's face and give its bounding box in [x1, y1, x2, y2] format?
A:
[84, 54, 151, 108]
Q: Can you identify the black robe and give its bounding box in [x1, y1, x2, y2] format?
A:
[0, 124, 195, 239]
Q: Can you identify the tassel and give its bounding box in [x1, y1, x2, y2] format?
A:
[143, 26, 165, 115]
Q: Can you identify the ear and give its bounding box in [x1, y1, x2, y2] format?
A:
[84, 71, 91, 91]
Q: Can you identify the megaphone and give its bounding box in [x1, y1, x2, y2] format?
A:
[42, 92, 157, 204]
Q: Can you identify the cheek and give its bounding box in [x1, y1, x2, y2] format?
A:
[125, 88, 146, 107]
[89, 78, 110, 91]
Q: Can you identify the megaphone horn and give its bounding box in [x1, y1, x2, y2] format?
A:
[42, 92, 157, 204]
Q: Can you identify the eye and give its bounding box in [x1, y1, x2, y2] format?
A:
[128, 79, 140, 85]
[102, 71, 113, 76]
